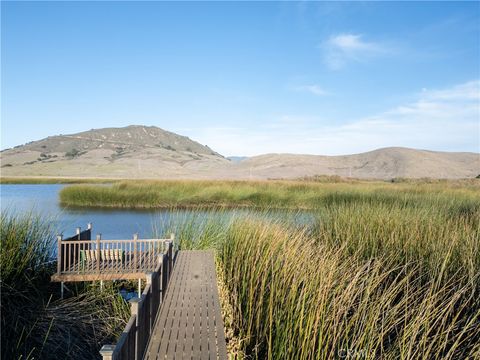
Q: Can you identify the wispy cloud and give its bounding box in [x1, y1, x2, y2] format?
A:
[183, 80, 479, 156]
[322, 33, 393, 70]
[292, 84, 329, 96]
[421, 80, 480, 101]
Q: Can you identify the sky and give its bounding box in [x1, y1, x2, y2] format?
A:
[1, 1, 479, 156]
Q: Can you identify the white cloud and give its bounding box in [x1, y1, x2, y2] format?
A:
[183, 80, 479, 156]
[293, 84, 329, 96]
[322, 33, 392, 70]
[421, 80, 480, 101]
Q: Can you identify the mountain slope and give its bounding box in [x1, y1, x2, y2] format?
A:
[1, 126, 478, 179]
[0, 125, 229, 178]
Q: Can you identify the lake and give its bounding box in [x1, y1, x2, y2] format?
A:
[0, 184, 312, 240]
[0, 184, 220, 239]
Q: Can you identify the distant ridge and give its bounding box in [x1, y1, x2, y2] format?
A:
[233, 147, 480, 180]
[1, 126, 478, 179]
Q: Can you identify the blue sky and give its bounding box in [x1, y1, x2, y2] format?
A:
[2, 1, 479, 156]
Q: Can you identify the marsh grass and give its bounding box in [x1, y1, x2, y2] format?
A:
[0, 212, 130, 360]
[58, 179, 480, 210]
[145, 183, 480, 359]
[217, 214, 480, 359]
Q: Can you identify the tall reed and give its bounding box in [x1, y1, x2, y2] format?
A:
[0, 212, 130, 360]
[218, 217, 479, 359]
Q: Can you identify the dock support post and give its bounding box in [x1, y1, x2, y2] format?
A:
[99, 345, 115, 360]
[100, 280, 104, 291]
[76, 227, 81, 239]
[138, 278, 142, 298]
[60, 281, 64, 299]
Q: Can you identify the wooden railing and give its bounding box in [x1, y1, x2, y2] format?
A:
[56, 234, 173, 275]
[100, 241, 176, 360]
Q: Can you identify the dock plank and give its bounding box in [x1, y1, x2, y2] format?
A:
[144, 250, 227, 360]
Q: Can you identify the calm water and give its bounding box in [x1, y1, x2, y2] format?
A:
[1, 184, 313, 241]
[0, 184, 204, 239]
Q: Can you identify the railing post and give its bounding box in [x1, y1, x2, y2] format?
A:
[57, 235, 63, 274]
[130, 297, 142, 360]
[170, 233, 176, 264]
[99, 345, 115, 360]
[134, 233, 138, 271]
[96, 234, 101, 274]
[159, 254, 166, 300]
[145, 272, 155, 333]
[86, 223, 92, 241]
[168, 241, 173, 276]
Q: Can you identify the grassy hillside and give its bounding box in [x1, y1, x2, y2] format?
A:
[1, 125, 478, 179]
[0, 125, 229, 179]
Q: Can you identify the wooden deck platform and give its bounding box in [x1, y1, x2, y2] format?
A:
[51, 252, 162, 281]
[144, 250, 227, 360]
[51, 236, 173, 283]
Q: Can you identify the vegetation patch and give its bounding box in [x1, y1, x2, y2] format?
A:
[162, 191, 479, 359]
[0, 212, 130, 360]
[59, 179, 480, 210]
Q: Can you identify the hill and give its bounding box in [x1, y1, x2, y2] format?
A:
[1, 126, 478, 179]
[231, 147, 480, 180]
[0, 125, 229, 178]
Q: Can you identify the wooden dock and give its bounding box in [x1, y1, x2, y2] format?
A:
[144, 250, 227, 360]
[49, 224, 229, 360]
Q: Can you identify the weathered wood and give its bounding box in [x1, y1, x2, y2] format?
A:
[51, 237, 171, 283]
[144, 250, 227, 360]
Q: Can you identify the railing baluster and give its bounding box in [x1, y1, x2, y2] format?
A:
[57, 235, 62, 274]
[63, 240, 67, 273]
[96, 234, 101, 274]
[134, 234, 138, 272]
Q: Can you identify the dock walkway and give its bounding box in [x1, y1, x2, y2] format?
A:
[144, 250, 227, 360]
[51, 224, 227, 359]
